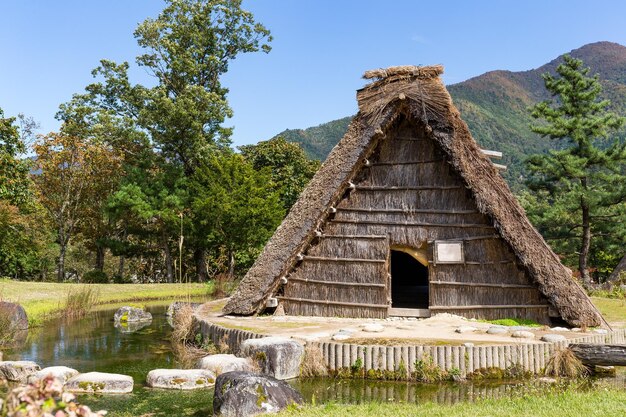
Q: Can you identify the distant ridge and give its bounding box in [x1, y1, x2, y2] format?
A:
[271, 41, 626, 190]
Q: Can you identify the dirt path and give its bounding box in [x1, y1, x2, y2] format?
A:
[196, 299, 605, 346]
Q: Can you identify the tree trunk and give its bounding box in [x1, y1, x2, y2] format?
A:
[194, 248, 208, 282]
[579, 187, 593, 287]
[95, 245, 105, 271]
[227, 249, 235, 280]
[118, 226, 127, 280]
[570, 344, 626, 366]
[118, 254, 125, 279]
[163, 232, 174, 283]
[57, 241, 66, 282]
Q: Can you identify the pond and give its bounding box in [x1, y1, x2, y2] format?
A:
[4, 305, 626, 416]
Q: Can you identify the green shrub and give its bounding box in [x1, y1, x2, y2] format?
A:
[113, 274, 132, 284]
[82, 270, 109, 283]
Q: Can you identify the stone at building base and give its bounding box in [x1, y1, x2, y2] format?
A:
[240, 337, 304, 380]
[197, 354, 253, 376]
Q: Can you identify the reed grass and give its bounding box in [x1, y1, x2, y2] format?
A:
[544, 348, 589, 378]
[63, 286, 100, 319]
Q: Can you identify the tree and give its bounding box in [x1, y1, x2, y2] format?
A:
[525, 55, 626, 286]
[65, 0, 272, 281]
[239, 137, 320, 212]
[191, 151, 283, 278]
[33, 133, 123, 281]
[0, 108, 32, 208]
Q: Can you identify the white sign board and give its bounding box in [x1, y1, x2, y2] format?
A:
[434, 241, 464, 264]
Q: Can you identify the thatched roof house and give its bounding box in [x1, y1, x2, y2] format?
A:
[224, 65, 605, 327]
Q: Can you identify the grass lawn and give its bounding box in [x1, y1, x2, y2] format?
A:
[592, 296, 626, 327]
[278, 387, 626, 417]
[0, 279, 211, 325]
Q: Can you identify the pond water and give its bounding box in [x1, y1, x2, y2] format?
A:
[4, 305, 626, 416]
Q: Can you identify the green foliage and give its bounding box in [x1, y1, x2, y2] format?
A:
[240, 136, 320, 211]
[0, 108, 32, 208]
[191, 151, 284, 277]
[413, 356, 446, 383]
[524, 55, 626, 285]
[482, 318, 542, 327]
[82, 270, 109, 284]
[55, 0, 273, 283]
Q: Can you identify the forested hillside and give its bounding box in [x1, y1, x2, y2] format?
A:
[274, 41, 626, 190]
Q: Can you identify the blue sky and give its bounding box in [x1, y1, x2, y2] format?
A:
[2, 0, 626, 147]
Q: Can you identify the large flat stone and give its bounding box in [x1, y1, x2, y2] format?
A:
[0, 361, 40, 382]
[240, 337, 304, 380]
[541, 334, 567, 343]
[213, 371, 303, 417]
[28, 366, 79, 384]
[197, 354, 253, 376]
[146, 369, 215, 390]
[65, 372, 133, 394]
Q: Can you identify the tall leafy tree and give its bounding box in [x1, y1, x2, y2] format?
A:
[191, 151, 283, 278]
[525, 55, 626, 286]
[239, 137, 320, 212]
[33, 133, 123, 281]
[65, 0, 272, 281]
[0, 108, 32, 208]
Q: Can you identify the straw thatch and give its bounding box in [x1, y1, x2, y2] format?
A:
[223, 65, 605, 327]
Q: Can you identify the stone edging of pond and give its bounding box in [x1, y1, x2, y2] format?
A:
[193, 314, 626, 378]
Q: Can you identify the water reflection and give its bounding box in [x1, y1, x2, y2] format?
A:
[5, 306, 176, 383]
[292, 375, 626, 406]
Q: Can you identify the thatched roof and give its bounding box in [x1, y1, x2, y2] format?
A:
[223, 65, 606, 327]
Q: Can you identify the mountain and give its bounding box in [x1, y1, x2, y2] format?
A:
[271, 42, 626, 190]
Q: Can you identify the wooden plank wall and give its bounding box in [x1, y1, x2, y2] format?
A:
[282, 116, 551, 322]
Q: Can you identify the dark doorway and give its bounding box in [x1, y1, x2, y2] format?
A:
[391, 250, 429, 309]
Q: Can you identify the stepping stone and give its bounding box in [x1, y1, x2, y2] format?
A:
[571, 327, 583, 332]
[113, 306, 152, 323]
[455, 326, 478, 334]
[463, 342, 475, 348]
[240, 337, 304, 380]
[65, 372, 133, 394]
[538, 377, 557, 383]
[487, 326, 508, 335]
[28, 366, 79, 384]
[197, 354, 253, 376]
[362, 324, 384, 333]
[550, 327, 570, 332]
[509, 326, 531, 331]
[332, 334, 351, 341]
[146, 369, 215, 390]
[511, 330, 535, 339]
[0, 361, 40, 382]
[213, 371, 303, 417]
[540, 334, 567, 343]
[592, 328, 608, 335]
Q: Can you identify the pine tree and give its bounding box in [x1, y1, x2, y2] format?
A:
[525, 55, 626, 287]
